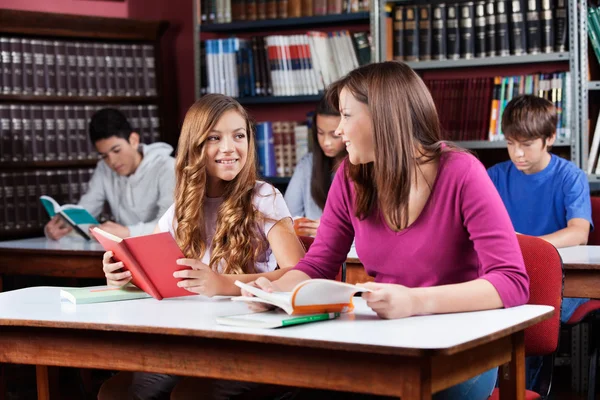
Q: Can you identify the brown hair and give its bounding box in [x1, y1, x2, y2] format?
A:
[501, 94, 557, 145]
[327, 61, 445, 231]
[310, 93, 345, 210]
[174, 94, 268, 274]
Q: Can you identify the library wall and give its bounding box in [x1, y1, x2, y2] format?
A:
[0, 0, 129, 18]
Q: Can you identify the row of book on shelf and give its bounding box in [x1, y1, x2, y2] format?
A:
[586, 5, 600, 65]
[199, 0, 368, 23]
[200, 31, 370, 97]
[389, 0, 567, 62]
[425, 71, 571, 142]
[0, 37, 157, 98]
[256, 119, 310, 178]
[0, 104, 161, 163]
[0, 168, 94, 232]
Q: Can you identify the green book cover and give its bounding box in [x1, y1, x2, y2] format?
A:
[60, 285, 152, 305]
[589, 7, 600, 65]
[216, 311, 340, 329]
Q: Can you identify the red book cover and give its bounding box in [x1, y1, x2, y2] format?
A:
[91, 228, 195, 300]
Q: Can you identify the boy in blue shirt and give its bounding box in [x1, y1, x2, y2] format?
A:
[488, 94, 592, 323]
[488, 95, 592, 390]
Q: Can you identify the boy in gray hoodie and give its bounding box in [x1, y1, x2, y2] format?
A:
[45, 108, 176, 240]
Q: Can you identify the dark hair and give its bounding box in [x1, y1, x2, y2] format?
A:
[89, 108, 133, 143]
[327, 61, 444, 231]
[501, 95, 557, 145]
[310, 94, 344, 210]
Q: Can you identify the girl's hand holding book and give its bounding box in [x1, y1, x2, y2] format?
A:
[360, 282, 417, 319]
[173, 259, 227, 297]
[103, 251, 133, 287]
[240, 277, 282, 312]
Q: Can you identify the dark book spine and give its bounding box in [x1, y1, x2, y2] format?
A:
[446, 3, 460, 60]
[24, 172, 39, 228]
[74, 106, 88, 160]
[104, 44, 116, 96]
[9, 105, 23, 162]
[554, 0, 567, 52]
[123, 45, 136, 96]
[404, 5, 419, 62]
[32, 40, 46, 96]
[31, 106, 45, 161]
[54, 106, 68, 161]
[432, 4, 447, 60]
[21, 39, 34, 95]
[459, 2, 475, 59]
[142, 44, 157, 96]
[393, 5, 405, 61]
[21, 105, 34, 162]
[2, 173, 16, 231]
[14, 172, 27, 230]
[43, 40, 57, 96]
[54, 41, 67, 96]
[94, 43, 107, 97]
[540, 0, 554, 53]
[75, 43, 87, 96]
[10, 38, 23, 95]
[485, 0, 496, 56]
[133, 44, 145, 97]
[65, 42, 79, 96]
[138, 105, 151, 143]
[65, 106, 81, 160]
[496, 0, 511, 56]
[148, 105, 161, 142]
[509, 0, 527, 55]
[42, 106, 57, 161]
[418, 5, 432, 61]
[67, 170, 80, 204]
[474, 1, 487, 57]
[113, 44, 127, 96]
[0, 39, 11, 95]
[526, 0, 541, 54]
[83, 106, 96, 159]
[0, 105, 9, 162]
[84, 43, 97, 96]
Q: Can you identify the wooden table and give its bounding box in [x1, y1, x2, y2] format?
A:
[347, 245, 600, 300]
[558, 246, 600, 299]
[0, 237, 104, 290]
[0, 287, 551, 400]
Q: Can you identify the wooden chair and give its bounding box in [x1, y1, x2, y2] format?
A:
[490, 234, 563, 399]
[296, 235, 346, 282]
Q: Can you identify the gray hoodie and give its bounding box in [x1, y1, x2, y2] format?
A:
[78, 142, 176, 237]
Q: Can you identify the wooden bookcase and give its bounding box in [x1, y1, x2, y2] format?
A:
[0, 9, 172, 239]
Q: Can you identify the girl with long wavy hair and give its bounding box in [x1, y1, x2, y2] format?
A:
[99, 94, 305, 400]
[285, 92, 346, 237]
[243, 62, 530, 400]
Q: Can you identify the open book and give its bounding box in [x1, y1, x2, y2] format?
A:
[90, 227, 195, 300]
[233, 279, 372, 315]
[40, 195, 99, 240]
[217, 310, 340, 329]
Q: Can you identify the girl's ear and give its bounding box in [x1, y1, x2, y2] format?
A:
[128, 132, 141, 148]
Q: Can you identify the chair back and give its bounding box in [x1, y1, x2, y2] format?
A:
[588, 197, 600, 245]
[518, 234, 563, 356]
[296, 235, 345, 282]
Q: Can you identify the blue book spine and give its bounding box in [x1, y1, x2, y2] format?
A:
[255, 122, 276, 177]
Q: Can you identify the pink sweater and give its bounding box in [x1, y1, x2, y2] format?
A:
[294, 150, 530, 308]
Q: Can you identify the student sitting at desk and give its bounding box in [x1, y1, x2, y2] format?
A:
[284, 93, 346, 237]
[98, 94, 306, 400]
[44, 108, 176, 240]
[243, 61, 530, 400]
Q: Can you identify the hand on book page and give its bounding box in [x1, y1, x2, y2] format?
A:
[360, 282, 415, 320]
[233, 279, 372, 315]
[238, 277, 284, 312]
[40, 195, 99, 240]
[92, 227, 195, 300]
[172, 258, 229, 297]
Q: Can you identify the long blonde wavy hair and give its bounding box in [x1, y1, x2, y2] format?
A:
[174, 94, 268, 274]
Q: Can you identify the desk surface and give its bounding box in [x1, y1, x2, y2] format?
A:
[0, 286, 551, 356]
[0, 237, 104, 254]
[559, 245, 600, 269]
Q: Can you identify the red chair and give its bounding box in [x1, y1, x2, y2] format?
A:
[561, 196, 600, 399]
[297, 235, 346, 282]
[490, 234, 563, 400]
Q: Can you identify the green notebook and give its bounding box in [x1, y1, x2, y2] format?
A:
[216, 311, 340, 329]
[60, 285, 152, 304]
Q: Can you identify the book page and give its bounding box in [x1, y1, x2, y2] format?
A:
[293, 279, 371, 307]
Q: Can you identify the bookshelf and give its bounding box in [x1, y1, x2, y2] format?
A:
[371, 0, 581, 166]
[193, 0, 371, 189]
[0, 9, 171, 239]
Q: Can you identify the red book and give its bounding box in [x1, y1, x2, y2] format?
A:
[91, 227, 195, 300]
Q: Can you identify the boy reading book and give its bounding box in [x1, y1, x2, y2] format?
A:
[44, 108, 175, 240]
[98, 95, 306, 400]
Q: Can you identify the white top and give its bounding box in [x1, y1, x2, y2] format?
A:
[0, 236, 104, 252]
[0, 286, 552, 352]
[558, 245, 600, 266]
[158, 181, 291, 273]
